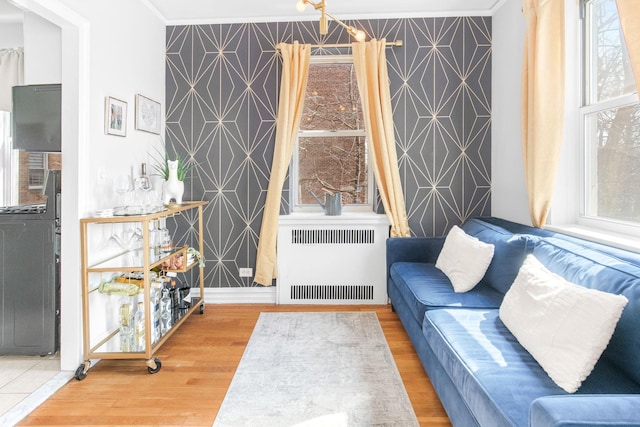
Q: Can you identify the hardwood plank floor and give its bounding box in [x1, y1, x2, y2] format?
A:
[19, 304, 451, 426]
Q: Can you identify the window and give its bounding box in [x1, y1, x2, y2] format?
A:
[0, 111, 11, 205]
[581, 0, 640, 229]
[28, 152, 47, 190]
[291, 55, 372, 212]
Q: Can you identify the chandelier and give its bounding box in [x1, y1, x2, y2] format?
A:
[295, 0, 366, 42]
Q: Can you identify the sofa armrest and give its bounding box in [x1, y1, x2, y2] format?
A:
[386, 237, 445, 272]
[530, 395, 640, 427]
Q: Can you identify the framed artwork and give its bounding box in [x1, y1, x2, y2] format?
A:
[135, 94, 161, 134]
[105, 96, 127, 137]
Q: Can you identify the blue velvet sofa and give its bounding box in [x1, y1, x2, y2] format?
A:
[387, 217, 640, 427]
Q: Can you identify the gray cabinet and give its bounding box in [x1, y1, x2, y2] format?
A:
[0, 220, 58, 355]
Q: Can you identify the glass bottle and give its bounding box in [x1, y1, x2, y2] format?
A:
[136, 163, 151, 191]
[119, 298, 134, 352]
[134, 301, 145, 351]
[150, 280, 162, 344]
[158, 217, 173, 252]
[160, 288, 172, 335]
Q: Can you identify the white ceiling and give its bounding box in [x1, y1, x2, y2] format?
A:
[0, 0, 504, 25]
[145, 0, 503, 24]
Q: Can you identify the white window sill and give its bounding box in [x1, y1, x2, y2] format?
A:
[544, 224, 640, 255]
[279, 212, 389, 226]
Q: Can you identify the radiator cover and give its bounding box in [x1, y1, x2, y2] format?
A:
[277, 213, 389, 304]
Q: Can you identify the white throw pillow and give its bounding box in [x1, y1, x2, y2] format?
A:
[499, 255, 628, 393]
[435, 225, 495, 293]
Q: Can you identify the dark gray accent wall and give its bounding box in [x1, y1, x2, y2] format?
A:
[166, 17, 491, 288]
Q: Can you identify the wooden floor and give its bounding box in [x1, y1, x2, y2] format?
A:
[20, 304, 451, 426]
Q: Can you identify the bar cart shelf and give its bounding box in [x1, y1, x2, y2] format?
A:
[76, 201, 207, 380]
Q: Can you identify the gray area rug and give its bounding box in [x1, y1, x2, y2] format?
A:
[213, 312, 419, 427]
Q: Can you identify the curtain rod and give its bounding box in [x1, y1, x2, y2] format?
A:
[277, 40, 403, 49]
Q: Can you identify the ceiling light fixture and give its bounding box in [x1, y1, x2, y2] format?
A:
[295, 0, 367, 42]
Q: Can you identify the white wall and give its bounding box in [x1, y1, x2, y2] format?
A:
[22, 11, 60, 83]
[492, 0, 582, 228]
[56, 0, 166, 214]
[0, 22, 22, 47]
[13, 0, 165, 371]
[491, 0, 530, 225]
[547, 0, 580, 226]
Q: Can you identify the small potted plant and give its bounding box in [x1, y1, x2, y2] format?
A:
[150, 146, 194, 205]
[150, 146, 193, 181]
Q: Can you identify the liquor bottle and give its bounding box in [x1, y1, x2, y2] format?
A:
[160, 289, 172, 335]
[134, 301, 145, 351]
[136, 163, 151, 191]
[150, 281, 162, 344]
[119, 298, 134, 352]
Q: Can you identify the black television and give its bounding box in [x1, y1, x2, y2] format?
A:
[11, 84, 61, 152]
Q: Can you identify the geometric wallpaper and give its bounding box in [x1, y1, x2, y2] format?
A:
[166, 17, 491, 288]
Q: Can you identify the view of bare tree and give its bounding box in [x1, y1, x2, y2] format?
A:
[591, 0, 640, 223]
[297, 62, 368, 206]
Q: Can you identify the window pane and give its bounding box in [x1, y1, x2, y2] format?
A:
[29, 169, 45, 188]
[587, 0, 636, 103]
[300, 63, 363, 131]
[585, 103, 640, 222]
[297, 135, 368, 205]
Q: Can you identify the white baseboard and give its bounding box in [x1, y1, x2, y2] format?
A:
[191, 287, 277, 304]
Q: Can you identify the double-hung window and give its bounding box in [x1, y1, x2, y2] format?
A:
[581, 0, 640, 231]
[291, 55, 373, 212]
[28, 152, 47, 190]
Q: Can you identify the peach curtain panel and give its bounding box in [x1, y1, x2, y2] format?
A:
[615, 0, 640, 91]
[254, 42, 310, 286]
[352, 39, 410, 237]
[0, 48, 24, 112]
[520, 0, 565, 228]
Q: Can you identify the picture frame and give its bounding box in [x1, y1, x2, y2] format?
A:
[135, 94, 161, 134]
[105, 96, 127, 137]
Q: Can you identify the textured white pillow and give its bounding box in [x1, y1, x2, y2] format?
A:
[499, 255, 628, 393]
[435, 225, 495, 293]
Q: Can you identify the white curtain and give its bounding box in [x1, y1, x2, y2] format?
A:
[351, 39, 410, 237]
[254, 42, 310, 286]
[0, 48, 24, 112]
[615, 0, 640, 92]
[520, 0, 565, 228]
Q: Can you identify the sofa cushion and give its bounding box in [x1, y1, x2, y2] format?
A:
[533, 238, 640, 385]
[435, 225, 495, 293]
[423, 309, 640, 427]
[461, 218, 536, 294]
[389, 262, 503, 326]
[500, 255, 628, 393]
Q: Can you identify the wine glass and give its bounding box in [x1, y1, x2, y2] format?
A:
[114, 175, 133, 206]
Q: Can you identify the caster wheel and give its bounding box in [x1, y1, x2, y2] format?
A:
[199, 304, 205, 314]
[147, 358, 162, 374]
[74, 361, 90, 380]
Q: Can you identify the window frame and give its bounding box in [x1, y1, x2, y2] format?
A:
[290, 54, 374, 213]
[0, 111, 12, 205]
[28, 152, 47, 190]
[577, 0, 640, 236]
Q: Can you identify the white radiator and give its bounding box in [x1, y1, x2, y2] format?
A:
[277, 213, 389, 304]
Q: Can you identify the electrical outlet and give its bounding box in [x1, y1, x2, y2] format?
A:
[239, 267, 253, 277]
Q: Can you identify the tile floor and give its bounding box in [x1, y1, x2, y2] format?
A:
[0, 354, 73, 426]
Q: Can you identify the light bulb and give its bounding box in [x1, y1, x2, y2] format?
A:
[296, 0, 307, 12]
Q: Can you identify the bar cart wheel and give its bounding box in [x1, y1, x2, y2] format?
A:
[199, 303, 205, 314]
[74, 360, 91, 381]
[146, 357, 162, 374]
